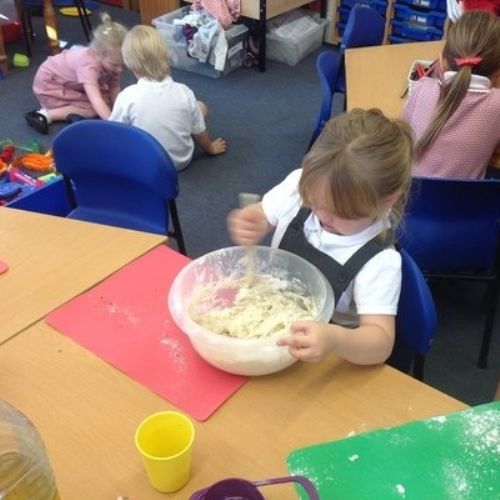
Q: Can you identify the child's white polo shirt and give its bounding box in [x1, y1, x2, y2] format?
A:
[110, 76, 206, 171]
[261, 169, 402, 327]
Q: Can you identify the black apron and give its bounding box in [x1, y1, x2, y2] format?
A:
[278, 207, 390, 302]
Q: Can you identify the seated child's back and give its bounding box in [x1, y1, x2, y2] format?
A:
[402, 11, 500, 179]
[110, 25, 226, 171]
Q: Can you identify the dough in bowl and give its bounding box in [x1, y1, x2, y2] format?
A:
[188, 274, 317, 339]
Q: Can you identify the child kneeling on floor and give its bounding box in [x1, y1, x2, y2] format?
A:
[228, 109, 413, 365]
[25, 13, 127, 135]
[110, 25, 226, 171]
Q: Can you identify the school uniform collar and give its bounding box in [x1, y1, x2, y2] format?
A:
[304, 211, 390, 246]
[443, 71, 491, 90]
[137, 75, 173, 85]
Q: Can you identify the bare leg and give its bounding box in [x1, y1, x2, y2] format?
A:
[494, 378, 500, 401]
[198, 100, 208, 118]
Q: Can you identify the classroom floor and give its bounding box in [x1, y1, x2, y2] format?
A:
[1, 3, 498, 406]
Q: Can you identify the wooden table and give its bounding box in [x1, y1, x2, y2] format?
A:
[0, 207, 165, 344]
[345, 40, 444, 118]
[0, 319, 466, 499]
[345, 40, 500, 170]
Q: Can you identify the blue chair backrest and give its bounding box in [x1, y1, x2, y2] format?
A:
[396, 248, 437, 355]
[399, 177, 500, 273]
[335, 6, 385, 96]
[53, 120, 180, 235]
[310, 51, 342, 147]
[341, 5, 385, 53]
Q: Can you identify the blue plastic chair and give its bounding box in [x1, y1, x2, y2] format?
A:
[309, 50, 342, 147]
[337, 5, 386, 104]
[398, 177, 500, 368]
[389, 249, 438, 381]
[52, 120, 187, 255]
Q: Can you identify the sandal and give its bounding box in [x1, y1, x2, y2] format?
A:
[24, 111, 49, 135]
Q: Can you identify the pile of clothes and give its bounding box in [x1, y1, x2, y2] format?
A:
[173, 0, 241, 71]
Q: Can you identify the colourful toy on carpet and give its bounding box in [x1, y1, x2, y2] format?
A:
[10, 152, 55, 173]
[0, 139, 60, 204]
[1, 138, 43, 153]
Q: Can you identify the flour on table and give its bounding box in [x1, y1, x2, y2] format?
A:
[188, 274, 317, 339]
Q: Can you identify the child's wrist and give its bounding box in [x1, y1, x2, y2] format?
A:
[324, 323, 341, 354]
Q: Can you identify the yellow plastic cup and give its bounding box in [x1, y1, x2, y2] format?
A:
[135, 411, 195, 493]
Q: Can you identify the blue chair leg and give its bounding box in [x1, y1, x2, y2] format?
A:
[478, 278, 500, 368]
[413, 354, 425, 381]
[168, 200, 187, 255]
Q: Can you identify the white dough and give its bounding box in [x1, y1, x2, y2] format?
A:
[188, 274, 317, 339]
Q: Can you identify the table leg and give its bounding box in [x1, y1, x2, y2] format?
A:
[74, 0, 92, 41]
[320, 0, 327, 18]
[44, 0, 60, 55]
[258, 0, 266, 72]
[0, 23, 8, 75]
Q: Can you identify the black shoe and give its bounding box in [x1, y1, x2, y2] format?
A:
[66, 113, 86, 124]
[25, 111, 49, 135]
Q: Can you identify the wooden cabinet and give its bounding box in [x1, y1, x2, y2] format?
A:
[138, 0, 179, 25]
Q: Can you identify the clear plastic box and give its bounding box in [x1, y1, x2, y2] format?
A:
[266, 10, 328, 66]
[152, 7, 248, 78]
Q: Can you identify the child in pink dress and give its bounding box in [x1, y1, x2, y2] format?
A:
[25, 13, 127, 135]
[402, 11, 500, 179]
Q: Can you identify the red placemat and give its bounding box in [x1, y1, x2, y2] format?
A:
[46, 245, 248, 421]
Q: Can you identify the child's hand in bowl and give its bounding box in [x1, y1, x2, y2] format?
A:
[277, 320, 336, 362]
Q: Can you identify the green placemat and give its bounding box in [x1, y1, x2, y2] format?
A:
[287, 402, 500, 499]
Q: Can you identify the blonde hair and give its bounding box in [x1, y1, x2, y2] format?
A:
[299, 108, 413, 233]
[416, 11, 500, 158]
[121, 25, 170, 81]
[91, 12, 128, 58]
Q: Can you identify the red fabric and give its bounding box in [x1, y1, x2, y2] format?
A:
[462, 0, 500, 15]
[308, 1, 322, 11]
[194, 0, 241, 27]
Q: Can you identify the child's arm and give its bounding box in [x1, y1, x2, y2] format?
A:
[193, 131, 227, 156]
[277, 314, 395, 365]
[227, 202, 274, 246]
[109, 83, 121, 105]
[84, 83, 113, 119]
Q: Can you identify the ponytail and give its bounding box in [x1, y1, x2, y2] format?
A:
[415, 11, 500, 160]
[415, 66, 472, 158]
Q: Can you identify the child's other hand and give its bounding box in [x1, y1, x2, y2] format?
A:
[227, 204, 271, 246]
[277, 321, 336, 362]
[209, 138, 227, 155]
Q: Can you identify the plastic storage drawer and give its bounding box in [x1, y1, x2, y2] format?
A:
[266, 16, 327, 66]
[389, 34, 415, 43]
[6, 178, 72, 217]
[153, 7, 248, 78]
[340, 0, 388, 16]
[391, 20, 443, 41]
[393, 4, 446, 27]
[397, 0, 447, 11]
